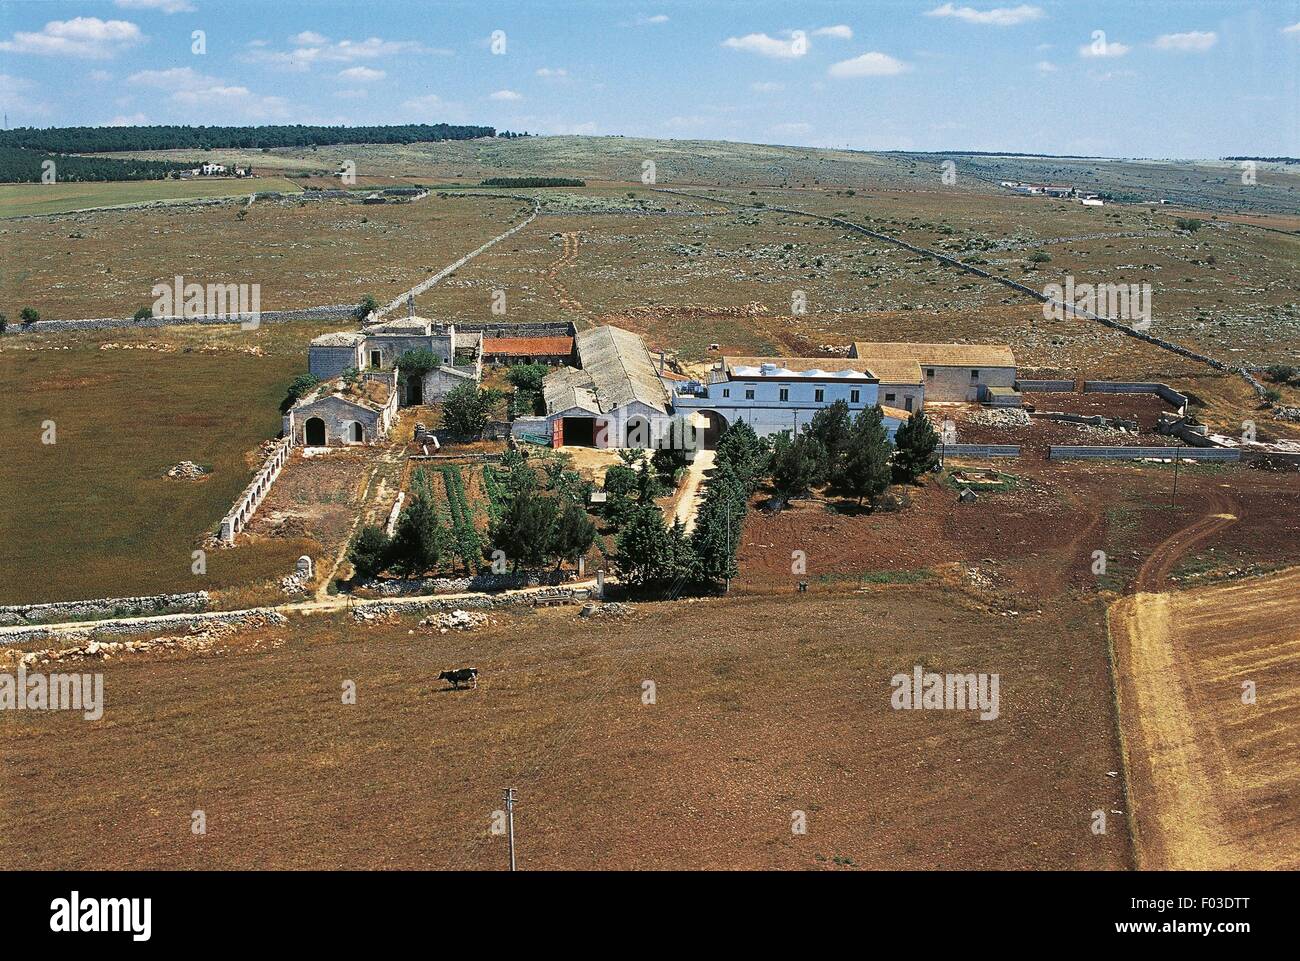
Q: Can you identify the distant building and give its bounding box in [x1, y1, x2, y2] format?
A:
[284, 371, 399, 446]
[849, 342, 1017, 403]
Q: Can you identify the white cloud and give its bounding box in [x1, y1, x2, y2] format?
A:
[1079, 38, 1130, 58]
[107, 112, 149, 125]
[722, 32, 808, 59]
[536, 67, 567, 77]
[127, 66, 215, 89]
[291, 31, 329, 45]
[750, 81, 784, 92]
[88, 69, 114, 82]
[1284, 22, 1300, 36]
[491, 89, 522, 101]
[0, 17, 144, 59]
[634, 14, 669, 26]
[338, 66, 385, 81]
[403, 93, 446, 112]
[243, 36, 444, 71]
[1152, 31, 1217, 51]
[925, 4, 1044, 26]
[114, 0, 194, 13]
[1034, 60, 1057, 72]
[172, 85, 291, 120]
[828, 51, 909, 77]
[812, 25, 853, 39]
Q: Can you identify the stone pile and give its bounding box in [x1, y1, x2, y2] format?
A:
[966, 408, 1031, 428]
[167, 461, 210, 480]
[420, 610, 492, 632]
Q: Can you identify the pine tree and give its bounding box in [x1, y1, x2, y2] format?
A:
[551, 499, 597, 569]
[805, 399, 853, 482]
[387, 488, 445, 576]
[490, 489, 560, 571]
[614, 504, 675, 586]
[769, 431, 826, 502]
[839, 405, 892, 507]
[348, 525, 391, 580]
[892, 410, 940, 483]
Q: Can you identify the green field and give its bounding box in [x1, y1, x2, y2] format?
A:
[0, 177, 303, 218]
[0, 344, 308, 604]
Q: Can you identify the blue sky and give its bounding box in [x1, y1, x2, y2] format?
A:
[1, 0, 1297, 157]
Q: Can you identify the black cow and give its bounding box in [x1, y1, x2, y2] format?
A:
[439, 668, 478, 690]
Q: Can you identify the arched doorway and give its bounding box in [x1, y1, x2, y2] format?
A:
[305, 417, 326, 446]
[351, 422, 364, 443]
[694, 410, 728, 450]
[406, 375, 423, 405]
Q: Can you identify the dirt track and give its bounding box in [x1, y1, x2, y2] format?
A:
[1112, 526, 1300, 871]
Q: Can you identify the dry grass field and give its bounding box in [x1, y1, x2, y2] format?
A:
[1111, 568, 1300, 870]
[0, 587, 1130, 871]
[1, 192, 529, 320]
[0, 176, 303, 219]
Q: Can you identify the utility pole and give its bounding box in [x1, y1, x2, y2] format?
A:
[1170, 449, 1181, 507]
[725, 511, 731, 594]
[502, 788, 517, 872]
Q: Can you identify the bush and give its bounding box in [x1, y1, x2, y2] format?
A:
[19, 307, 39, 325]
[348, 525, 391, 580]
[440, 382, 503, 437]
[354, 294, 379, 320]
[133, 306, 153, 322]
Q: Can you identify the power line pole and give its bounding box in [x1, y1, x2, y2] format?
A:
[502, 787, 517, 872]
[1170, 449, 1181, 507]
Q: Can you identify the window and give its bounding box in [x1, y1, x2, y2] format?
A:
[970, 369, 980, 381]
[779, 387, 789, 402]
[885, 392, 896, 402]
[925, 368, 935, 378]
[723, 388, 730, 398]
[814, 388, 824, 403]
[745, 388, 755, 400]
[851, 389, 860, 404]
[906, 396, 914, 411]
[370, 350, 381, 369]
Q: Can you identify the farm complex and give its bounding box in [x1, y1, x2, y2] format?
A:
[0, 2, 1297, 904]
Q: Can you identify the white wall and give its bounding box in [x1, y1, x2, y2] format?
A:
[675, 377, 897, 439]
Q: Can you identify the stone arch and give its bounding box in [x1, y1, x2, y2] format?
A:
[304, 417, 326, 446]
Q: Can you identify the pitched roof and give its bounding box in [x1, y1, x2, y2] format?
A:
[861, 359, 923, 385]
[294, 375, 392, 412]
[881, 405, 912, 421]
[574, 325, 669, 413]
[483, 335, 574, 356]
[852, 342, 1016, 368]
[543, 366, 599, 415]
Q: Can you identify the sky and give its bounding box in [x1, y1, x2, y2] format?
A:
[1, 0, 1297, 158]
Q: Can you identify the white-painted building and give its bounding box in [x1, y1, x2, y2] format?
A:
[672, 357, 909, 447]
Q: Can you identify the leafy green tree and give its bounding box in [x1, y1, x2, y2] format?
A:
[839, 406, 892, 507]
[19, 307, 39, 325]
[690, 464, 747, 585]
[0, 313, 6, 335]
[651, 446, 688, 480]
[441, 382, 502, 437]
[714, 421, 765, 492]
[892, 410, 940, 483]
[387, 483, 446, 576]
[614, 504, 676, 586]
[133, 306, 153, 321]
[354, 294, 379, 320]
[769, 431, 826, 501]
[804, 399, 853, 482]
[506, 363, 549, 394]
[552, 499, 597, 568]
[490, 489, 559, 570]
[348, 525, 391, 580]
[396, 348, 438, 378]
[281, 372, 320, 412]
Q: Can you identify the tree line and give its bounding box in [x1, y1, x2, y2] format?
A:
[480, 177, 586, 187]
[0, 147, 193, 183]
[0, 123, 498, 154]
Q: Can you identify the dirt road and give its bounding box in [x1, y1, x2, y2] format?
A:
[671, 450, 715, 534]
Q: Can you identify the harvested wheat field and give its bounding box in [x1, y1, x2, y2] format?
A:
[1111, 566, 1300, 871]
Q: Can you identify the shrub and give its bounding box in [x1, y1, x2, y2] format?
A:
[133, 306, 153, 321]
[19, 307, 40, 325]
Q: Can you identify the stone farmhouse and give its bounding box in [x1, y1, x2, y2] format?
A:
[284, 371, 399, 447]
[531, 325, 1017, 451]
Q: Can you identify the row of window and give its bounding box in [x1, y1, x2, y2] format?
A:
[721, 386, 862, 404]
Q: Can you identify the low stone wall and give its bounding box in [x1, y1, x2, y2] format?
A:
[4, 304, 356, 336]
[0, 607, 284, 644]
[0, 591, 209, 628]
[1016, 379, 1076, 392]
[1048, 445, 1240, 462]
[1082, 381, 1188, 413]
[359, 570, 568, 596]
[353, 585, 593, 621]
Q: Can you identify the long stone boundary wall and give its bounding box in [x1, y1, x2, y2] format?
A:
[373, 193, 540, 319]
[651, 188, 1272, 403]
[220, 437, 291, 544]
[0, 608, 287, 646]
[4, 304, 356, 335]
[0, 591, 209, 628]
[1083, 381, 1188, 412]
[1048, 445, 1240, 462]
[945, 444, 1022, 457]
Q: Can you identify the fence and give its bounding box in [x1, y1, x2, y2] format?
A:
[943, 444, 1022, 458]
[1048, 446, 1240, 462]
[1082, 381, 1188, 412]
[1016, 379, 1076, 392]
[219, 437, 292, 544]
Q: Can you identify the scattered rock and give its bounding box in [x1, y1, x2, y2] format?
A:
[166, 461, 210, 480]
